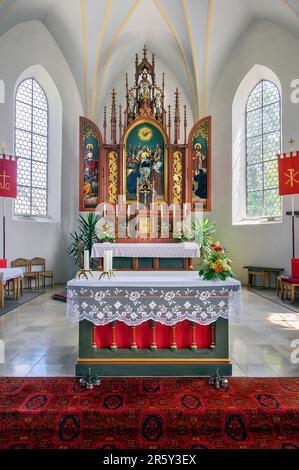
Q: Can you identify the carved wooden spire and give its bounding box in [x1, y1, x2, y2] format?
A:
[143, 44, 147, 59]
[110, 89, 117, 144]
[184, 105, 187, 145]
[168, 105, 171, 141]
[135, 53, 139, 85]
[152, 53, 156, 85]
[119, 105, 123, 141]
[103, 106, 107, 144]
[174, 88, 180, 145]
[162, 72, 165, 125]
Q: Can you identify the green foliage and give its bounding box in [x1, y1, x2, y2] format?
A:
[192, 217, 216, 258]
[69, 213, 101, 269]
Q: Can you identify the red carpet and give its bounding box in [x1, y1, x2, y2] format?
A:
[0, 377, 299, 449]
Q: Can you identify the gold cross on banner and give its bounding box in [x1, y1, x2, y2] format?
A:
[289, 138, 295, 150]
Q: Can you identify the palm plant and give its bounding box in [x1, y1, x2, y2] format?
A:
[69, 212, 101, 269]
[192, 217, 216, 258]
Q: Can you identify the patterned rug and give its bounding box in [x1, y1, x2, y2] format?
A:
[0, 377, 298, 449]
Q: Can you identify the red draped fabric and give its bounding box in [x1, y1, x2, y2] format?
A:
[95, 321, 211, 349]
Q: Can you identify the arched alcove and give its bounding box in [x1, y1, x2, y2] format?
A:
[14, 64, 62, 223]
[232, 64, 282, 225]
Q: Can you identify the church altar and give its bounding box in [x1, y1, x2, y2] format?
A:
[67, 271, 241, 377]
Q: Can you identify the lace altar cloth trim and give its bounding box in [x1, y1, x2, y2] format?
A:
[67, 276, 242, 326]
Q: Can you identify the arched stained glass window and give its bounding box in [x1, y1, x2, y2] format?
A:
[246, 80, 281, 218]
[14, 78, 48, 216]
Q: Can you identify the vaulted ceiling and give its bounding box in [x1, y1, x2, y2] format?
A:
[0, 0, 298, 122]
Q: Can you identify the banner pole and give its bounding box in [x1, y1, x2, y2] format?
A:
[292, 195, 295, 258]
[2, 197, 5, 259]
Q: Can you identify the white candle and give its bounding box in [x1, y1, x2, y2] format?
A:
[83, 250, 89, 271]
[103, 250, 110, 272]
[108, 250, 113, 271]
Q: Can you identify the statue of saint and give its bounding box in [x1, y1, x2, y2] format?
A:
[128, 90, 136, 115]
[154, 89, 162, 115]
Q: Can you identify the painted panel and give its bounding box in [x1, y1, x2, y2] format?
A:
[79, 117, 102, 211]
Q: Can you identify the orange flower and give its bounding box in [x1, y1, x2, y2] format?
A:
[215, 266, 223, 273]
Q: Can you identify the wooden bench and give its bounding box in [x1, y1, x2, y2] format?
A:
[243, 266, 284, 289]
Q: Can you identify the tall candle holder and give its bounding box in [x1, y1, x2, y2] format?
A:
[99, 269, 115, 280]
[75, 269, 93, 280]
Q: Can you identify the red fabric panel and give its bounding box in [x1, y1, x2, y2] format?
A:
[0, 259, 7, 268]
[0, 157, 17, 198]
[291, 258, 299, 277]
[278, 151, 299, 196]
[95, 321, 211, 349]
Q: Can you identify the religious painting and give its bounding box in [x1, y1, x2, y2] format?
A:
[123, 121, 167, 205]
[188, 116, 211, 211]
[79, 117, 103, 211]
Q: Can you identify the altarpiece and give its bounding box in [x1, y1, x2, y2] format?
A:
[79, 46, 211, 223]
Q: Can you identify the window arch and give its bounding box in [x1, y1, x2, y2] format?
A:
[14, 78, 48, 216]
[245, 80, 281, 218]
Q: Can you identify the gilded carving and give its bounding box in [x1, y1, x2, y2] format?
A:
[173, 151, 183, 204]
[108, 151, 118, 204]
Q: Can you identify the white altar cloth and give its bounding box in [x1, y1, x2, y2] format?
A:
[67, 271, 242, 326]
[91, 242, 200, 259]
[0, 268, 23, 284]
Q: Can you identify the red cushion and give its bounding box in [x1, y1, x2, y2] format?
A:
[281, 276, 299, 283]
[0, 259, 7, 268]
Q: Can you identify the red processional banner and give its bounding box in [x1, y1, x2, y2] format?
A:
[0, 155, 17, 198]
[278, 151, 299, 196]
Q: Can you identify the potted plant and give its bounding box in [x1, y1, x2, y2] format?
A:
[69, 212, 101, 269]
[192, 217, 216, 257]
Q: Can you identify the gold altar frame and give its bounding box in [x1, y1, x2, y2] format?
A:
[122, 118, 169, 204]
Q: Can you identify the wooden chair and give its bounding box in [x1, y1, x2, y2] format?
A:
[30, 257, 55, 289]
[11, 258, 39, 292]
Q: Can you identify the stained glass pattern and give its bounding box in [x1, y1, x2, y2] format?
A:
[246, 80, 281, 218]
[14, 78, 48, 216]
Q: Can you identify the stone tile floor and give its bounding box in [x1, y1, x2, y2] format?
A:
[0, 287, 298, 377]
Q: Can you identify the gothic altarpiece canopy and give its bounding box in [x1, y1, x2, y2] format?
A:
[79, 46, 211, 239]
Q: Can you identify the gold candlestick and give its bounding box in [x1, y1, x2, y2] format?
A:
[75, 269, 93, 280]
[99, 269, 115, 280]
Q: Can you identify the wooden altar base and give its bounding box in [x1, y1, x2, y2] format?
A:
[76, 318, 231, 377]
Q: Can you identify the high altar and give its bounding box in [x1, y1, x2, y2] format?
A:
[69, 47, 240, 377]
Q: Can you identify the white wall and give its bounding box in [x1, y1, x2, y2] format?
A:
[209, 20, 299, 283]
[0, 21, 82, 283]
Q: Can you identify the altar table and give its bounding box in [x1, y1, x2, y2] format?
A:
[91, 242, 200, 270]
[67, 271, 242, 377]
[0, 268, 23, 308]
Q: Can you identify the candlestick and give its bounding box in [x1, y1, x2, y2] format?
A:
[108, 249, 113, 271]
[136, 178, 139, 210]
[83, 250, 89, 271]
[103, 250, 110, 272]
[152, 179, 155, 205]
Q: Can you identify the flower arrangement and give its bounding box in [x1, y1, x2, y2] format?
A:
[96, 218, 115, 243]
[198, 241, 234, 281]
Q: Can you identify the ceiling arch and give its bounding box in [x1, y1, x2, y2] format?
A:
[0, 0, 298, 125]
